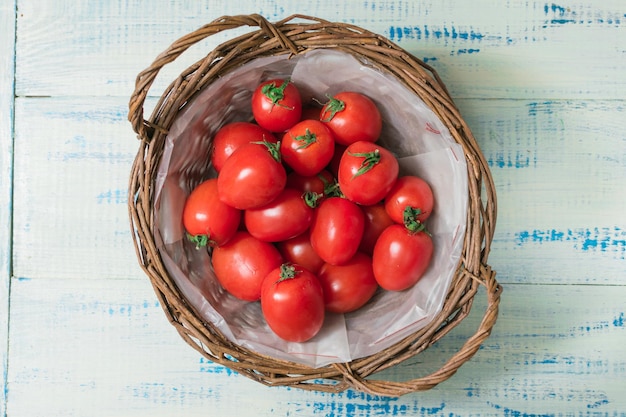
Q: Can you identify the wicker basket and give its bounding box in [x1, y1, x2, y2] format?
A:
[127, 14, 501, 396]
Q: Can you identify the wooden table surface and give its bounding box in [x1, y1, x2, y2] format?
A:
[1, 1, 625, 416]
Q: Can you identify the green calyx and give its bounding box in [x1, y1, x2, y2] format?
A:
[261, 79, 293, 109]
[349, 148, 381, 179]
[251, 139, 282, 163]
[187, 233, 214, 249]
[295, 129, 317, 149]
[321, 95, 345, 122]
[303, 191, 323, 208]
[402, 206, 427, 234]
[318, 173, 343, 198]
[278, 263, 299, 281]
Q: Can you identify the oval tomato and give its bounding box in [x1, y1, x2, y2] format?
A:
[244, 188, 313, 242]
[338, 141, 399, 206]
[261, 263, 325, 342]
[217, 141, 286, 210]
[359, 202, 395, 255]
[211, 122, 277, 172]
[211, 231, 283, 301]
[320, 91, 382, 145]
[384, 175, 435, 224]
[182, 178, 241, 248]
[372, 225, 434, 292]
[275, 230, 324, 274]
[281, 119, 335, 176]
[317, 252, 378, 313]
[310, 197, 364, 265]
[251, 79, 302, 132]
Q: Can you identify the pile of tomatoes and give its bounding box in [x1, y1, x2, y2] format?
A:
[182, 79, 435, 343]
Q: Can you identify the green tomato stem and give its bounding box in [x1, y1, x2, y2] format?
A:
[278, 263, 299, 281]
[251, 139, 282, 163]
[261, 79, 294, 109]
[321, 95, 345, 122]
[295, 129, 317, 149]
[349, 148, 381, 179]
[402, 206, 428, 235]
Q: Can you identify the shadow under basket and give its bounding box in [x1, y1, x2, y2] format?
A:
[127, 14, 502, 397]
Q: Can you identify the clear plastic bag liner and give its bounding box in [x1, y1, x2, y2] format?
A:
[152, 49, 468, 368]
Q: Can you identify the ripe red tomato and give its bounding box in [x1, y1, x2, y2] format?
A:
[251, 79, 302, 132]
[338, 141, 399, 206]
[384, 175, 435, 224]
[275, 230, 324, 274]
[244, 188, 313, 242]
[211, 122, 277, 172]
[281, 119, 335, 176]
[372, 225, 434, 292]
[217, 141, 286, 210]
[261, 263, 325, 342]
[211, 231, 283, 301]
[182, 178, 241, 248]
[317, 252, 379, 313]
[320, 91, 382, 145]
[310, 197, 364, 265]
[286, 170, 334, 196]
[359, 202, 395, 255]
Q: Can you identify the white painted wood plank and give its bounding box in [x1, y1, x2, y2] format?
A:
[12, 97, 625, 285]
[457, 98, 626, 285]
[0, 1, 16, 415]
[6, 278, 626, 416]
[14, 0, 626, 100]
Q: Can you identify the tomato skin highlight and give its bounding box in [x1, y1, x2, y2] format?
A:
[384, 176, 435, 224]
[338, 141, 399, 206]
[244, 188, 313, 242]
[211, 122, 277, 172]
[276, 230, 325, 274]
[317, 252, 379, 313]
[217, 142, 286, 210]
[281, 120, 335, 176]
[310, 197, 364, 265]
[252, 79, 302, 132]
[372, 225, 434, 292]
[320, 91, 382, 145]
[261, 264, 325, 342]
[211, 231, 283, 301]
[182, 178, 241, 247]
[359, 202, 395, 255]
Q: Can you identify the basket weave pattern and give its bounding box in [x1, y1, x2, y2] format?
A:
[127, 14, 501, 396]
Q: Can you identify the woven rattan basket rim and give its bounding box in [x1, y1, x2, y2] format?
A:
[127, 13, 501, 396]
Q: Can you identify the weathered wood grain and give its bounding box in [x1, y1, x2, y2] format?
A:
[14, 0, 626, 100]
[0, 1, 16, 415]
[6, 278, 625, 416]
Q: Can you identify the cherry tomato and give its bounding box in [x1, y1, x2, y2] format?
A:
[359, 202, 395, 255]
[372, 225, 434, 292]
[251, 79, 302, 132]
[310, 197, 364, 265]
[211, 231, 283, 301]
[317, 252, 378, 313]
[244, 188, 313, 242]
[281, 119, 335, 176]
[275, 230, 324, 274]
[182, 179, 241, 248]
[320, 91, 382, 145]
[384, 175, 435, 224]
[217, 141, 286, 210]
[338, 141, 399, 206]
[211, 122, 277, 172]
[261, 263, 325, 342]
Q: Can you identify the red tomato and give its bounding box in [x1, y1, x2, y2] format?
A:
[384, 176, 435, 224]
[326, 143, 347, 179]
[310, 197, 364, 265]
[275, 230, 324, 274]
[211, 122, 277, 172]
[251, 79, 302, 132]
[372, 225, 434, 291]
[182, 179, 241, 248]
[212, 231, 283, 301]
[244, 188, 313, 242]
[359, 202, 395, 255]
[217, 141, 286, 209]
[286, 170, 334, 196]
[281, 120, 335, 176]
[317, 252, 379, 313]
[261, 263, 325, 342]
[338, 141, 399, 205]
[320, 91, 382, 145]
